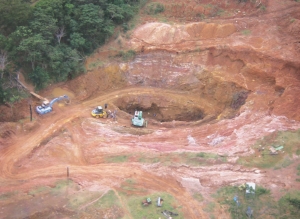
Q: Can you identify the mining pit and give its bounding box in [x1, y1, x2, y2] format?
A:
[1, 0, 300, 218]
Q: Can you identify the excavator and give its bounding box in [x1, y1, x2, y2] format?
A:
[36, 95, 69, 115]
[132, 111, 147, 127]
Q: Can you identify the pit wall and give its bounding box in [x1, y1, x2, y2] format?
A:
[68, 47, 300, 121]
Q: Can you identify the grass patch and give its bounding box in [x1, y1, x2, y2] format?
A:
[193, 192, 204, 203]
[51, 179, 75, 194]
[279, 191, 300, 217]
[88, 60, 104, 70]
[105, 155, 128, 163]
[138, 155, 160, 163]
[241, 29, 251, 35]
[93, 190, 120, 208]
[28, 186, 51, 196]
[117, 152, 226, 166]
[204, 201, 215, 212]
[213, 185, 278, 219]
[196, 152, 219, 159]
[126, 192, 184, 219]
[260, 4, 267, 11]
[238, 129, 300, 168]
[119, 178, 148, 196]
[0, 191, 18, 200]
[115, 50, 136, 61]
[68, 191, 102, 209]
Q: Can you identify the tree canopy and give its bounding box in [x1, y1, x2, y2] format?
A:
[0, 0, 142, 103]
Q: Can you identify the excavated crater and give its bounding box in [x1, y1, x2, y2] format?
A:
[107, 51, 253, 124]
[113, 87, 249, 123]
[118, 100, 205, 122]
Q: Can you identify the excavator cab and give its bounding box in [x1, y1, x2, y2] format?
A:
[96, 106, 103, 113]
[131, 111, 147, 127]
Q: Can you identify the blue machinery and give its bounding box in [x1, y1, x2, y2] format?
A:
[36, 95, 69, 115]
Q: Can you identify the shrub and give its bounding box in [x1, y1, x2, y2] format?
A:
[145, 3, 165, 15]
[116, 50, 136, 61]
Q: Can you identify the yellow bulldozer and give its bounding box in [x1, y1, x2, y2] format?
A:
[91, 106, 107, 118]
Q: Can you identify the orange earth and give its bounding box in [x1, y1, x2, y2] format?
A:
[1, 0, 300, 218]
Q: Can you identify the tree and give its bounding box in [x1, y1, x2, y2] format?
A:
[77, 3, 105, 50]
[69, 32, 86, 49]
[18, 34, 50, 70]
[48, 45, 83, 81]
[0, 0, 32, 35]
[30, 8, 58, 41]
[29, 66, 50, 90]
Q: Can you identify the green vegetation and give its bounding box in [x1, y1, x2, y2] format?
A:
[68, 190, 102, 209]
[105, 155, 128, 163]
[51, 179, 75, 194]
[88, 59, 104, 71]
[0, 191, 19, 200]
[28, 185, 51, 196]
[126, 192, 184, 219]
[241, 29, 251, 36]
[119, 178, 148, 195]
[210, 183, 300, 218]
[0, 0, 143, 102]
[136, 152, 226, 166]
[279, 191, 300, 217]
[260, 5, 267, 11]
[193, 192, 204, 203]
[93, 190, 120, 208]
[238, 129, 300, 168]
[145, 2, 165, 15]
[296, 164, 300, 181]
[115, 49, 136, 61]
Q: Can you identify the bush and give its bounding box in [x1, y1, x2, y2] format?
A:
[116, 50, 136, 61]
[279, 191, 300, 216]
[256, 186, 270, 196]
[145, 3, 165, 15]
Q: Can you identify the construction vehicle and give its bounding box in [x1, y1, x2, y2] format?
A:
[36, 95, 69, 115]
[91, 106, 107, 118]
[131, 111, 147, 127]
[157, 197, 164, 207]
[142, 197, 152, 206]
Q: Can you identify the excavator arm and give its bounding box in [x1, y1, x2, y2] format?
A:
[49, 95, 69, 108]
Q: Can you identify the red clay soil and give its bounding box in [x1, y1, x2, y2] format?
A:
[1, 0, 300, 218]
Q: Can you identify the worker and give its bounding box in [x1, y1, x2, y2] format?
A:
[104, 103, 108, 109]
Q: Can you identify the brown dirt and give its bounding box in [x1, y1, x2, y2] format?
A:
[1, 0, 300, 218]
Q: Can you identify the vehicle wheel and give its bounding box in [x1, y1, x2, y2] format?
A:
[103, 113, 108, 118]
[96, 115, 100, 119]
[144, 120, 148, 127]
